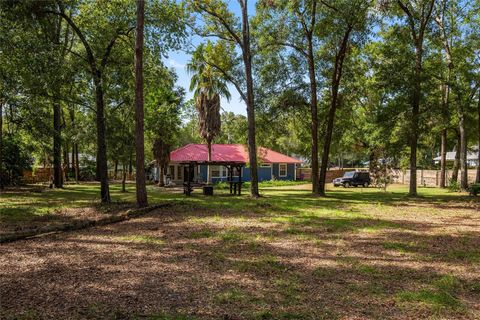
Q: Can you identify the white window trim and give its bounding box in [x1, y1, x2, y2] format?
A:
[210, 165, 237, 178]
[211, 165, 222, 178]
[279, 163, 287, 177]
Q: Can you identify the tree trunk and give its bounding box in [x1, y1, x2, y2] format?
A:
[93, 71, 110, 203]
[71, 144, 75, 179]
[0, 102, 3, 189]
[458, 106, 468, 190]
[75, 143, 79, 182]
[207, 141, 212, 184]
[114, 160, 118, 180]
[368, 150, 375, 172]
[122, 162, 126, 192]
[129, 152, 133, 178]
[63, 142, 69, 181]
[53, 98, 63, 188]
[407, 45, 423, 196]
[134, 0, 148, 208]
[440, 129, 447, 188]
[307, 36, 319, 194]
[240, 1, 259, 197]
[318, 27, 352, 196]
[156, 160, 161, 186]
[451, 132, 460, 183]
[159, 165, 165, 187]
[477, 90, 480, 184]
[436, 12, 452, 190]
[398, 0, 435, 195]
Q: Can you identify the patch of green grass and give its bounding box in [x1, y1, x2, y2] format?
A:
[119, 235, 164, 245]
[446, 249, 480, 263]
[276, 312, 309, 319]
[368, 284, 385, 295]
[313, 267, 335, 278]
[359, 220, 404, 233]
[284, 227, 303, 235]
[187, 229, 215, 239]
[382, 241, 417, 253]
[468, 281, 480, 294]
[144, 313, 199, 320]
[396, 275, 463, 311]
[219, 229, 248, 242]
[357, 265, 377, 275]
[322, 218, 354, 232]
[397, 289, 460, 310]
[214, 180, 307, 190]
[234, 255, 286, 274]
[274, 276, 301, 303]
[247, 237, 264, 251]
[214, 288, 248, 304]
[5, 310, 39, 320]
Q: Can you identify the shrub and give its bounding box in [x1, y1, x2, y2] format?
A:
[447, 179, 460, 192]
[1, 134, 33, 185]
[468, 183, 480, 196]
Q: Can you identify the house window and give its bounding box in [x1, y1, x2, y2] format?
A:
[211, 165, 221, 178]
[212, 166, 231, 178]
[232, 166, 241, 177]
[260, 163, 272, 167]
[279, 163, 287, 177]
[169, 165, 175, 178]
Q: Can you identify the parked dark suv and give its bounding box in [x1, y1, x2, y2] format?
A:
[333, 171, 371, 187]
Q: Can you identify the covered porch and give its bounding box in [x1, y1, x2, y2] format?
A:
[179, 160, 245, 196]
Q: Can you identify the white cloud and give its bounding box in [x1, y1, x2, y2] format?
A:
[168, 59, 185, 69]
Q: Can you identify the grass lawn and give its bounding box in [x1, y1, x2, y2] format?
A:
[1, 183, 480, 319]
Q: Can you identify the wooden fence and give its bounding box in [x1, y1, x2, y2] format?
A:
[392, 169, 477, 187]
[296, 168, 347, 182]
[296, 167, 478, 187]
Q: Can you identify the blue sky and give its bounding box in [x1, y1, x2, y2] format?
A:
[164, 1, 253, 116]
[165, 50, 247, 115]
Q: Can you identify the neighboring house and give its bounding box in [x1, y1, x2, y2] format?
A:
[154, 144, 301, 184]
[433, 146, 479, 167]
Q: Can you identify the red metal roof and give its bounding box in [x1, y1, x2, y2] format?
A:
[170, 144, 301, 164]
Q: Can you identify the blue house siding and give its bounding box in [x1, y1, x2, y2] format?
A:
[197, 163, 296, 182]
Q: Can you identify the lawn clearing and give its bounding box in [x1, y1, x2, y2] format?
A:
[1, 183, 479, 319]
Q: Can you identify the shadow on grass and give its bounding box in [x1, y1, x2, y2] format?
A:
[2, 210, 479, 319]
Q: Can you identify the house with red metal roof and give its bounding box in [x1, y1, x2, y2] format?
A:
[159, 144, 301, 184]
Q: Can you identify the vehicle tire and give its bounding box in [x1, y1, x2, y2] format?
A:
[344, 182, 350, 188]
[363, 182, 369, 188]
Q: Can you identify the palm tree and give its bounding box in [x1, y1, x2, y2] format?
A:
[187, 43, 231, 183]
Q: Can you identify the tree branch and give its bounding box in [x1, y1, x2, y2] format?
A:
[397, 1, 418, 43]
[44, 10, 97, 71]
[194, 3, 242, 48]
[101, 26, 135, 71]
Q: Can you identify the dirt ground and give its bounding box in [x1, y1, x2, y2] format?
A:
[1, 186, 480, 320]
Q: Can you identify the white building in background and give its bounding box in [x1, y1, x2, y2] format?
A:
[433, 146, 479, 167]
